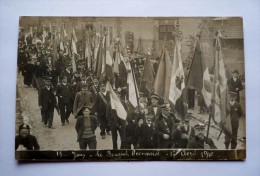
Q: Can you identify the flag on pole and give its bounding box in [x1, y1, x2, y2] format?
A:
[72, 26, 78, 43]
[127, 63, 139, 108]
[107, 82, 127, 120]
[212, 31, 232, 135]
[153, 49, 172, 102]
[71, 37, 77, 72]
[169, 39, 185, 105]
[143, 56, 154, 92]
[113, 47, 123, 74]
[186, 36, 212, 107]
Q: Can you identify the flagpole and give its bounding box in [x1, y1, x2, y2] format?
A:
[129, 55, 142, 118]
[207, 32, 219, 139]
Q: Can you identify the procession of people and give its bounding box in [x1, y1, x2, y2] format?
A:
[16, 19, 244, 151]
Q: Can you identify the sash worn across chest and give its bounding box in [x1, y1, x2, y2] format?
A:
[99, 92, 107, 105]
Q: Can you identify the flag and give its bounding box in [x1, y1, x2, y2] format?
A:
[95, 37, 105, 78]
[169, 39, 185, 105]
[104, 50, 113, 79]
[85, 37, 92, 69]
[72, 27, 78, 43]
[143, 56, 154, 92]
[212, 31, 232, 135]
[113, 47, 123, 74]
[153, 49, 172, 101]
[127, 63, 139, 108]
[107, 82, 127, 120]
[186, 36, 212, 107]
[71, 37, 77, 72]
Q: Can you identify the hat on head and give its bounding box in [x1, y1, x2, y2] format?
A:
[161, 103, 171, 110]
[61, 76, 67, 80]
[114, 87, 121, 94]
[229, 92, 237, 99]
[138, 65, 144, 70]
[82, 106, 92, 111]
[19, 124, 30, 131]
[139, 92, 145, 97]
[74, 71, 80, 77]
[100, 79, 107, 86]
[233, 69, 239, 74]
[194, 123, 206, 130]
[44, 76, 52, 81]
[150, 93, 160, 100]
[81, 83, 88, 88]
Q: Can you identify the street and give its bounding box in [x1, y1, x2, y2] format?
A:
[16, 74, 245, 150]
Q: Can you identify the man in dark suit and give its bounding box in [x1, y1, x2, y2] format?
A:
[187, 123, 217, 149]
[154, 103, 176, 148]
[38, 77, 59, 129]
[136, 113, 156, 149]
[89, 77, 100, 102]
[227, 70, 243, 102]
[93, 81, 110, 139]
[56, 76, 73, 126]
[224, 92, 243, 149]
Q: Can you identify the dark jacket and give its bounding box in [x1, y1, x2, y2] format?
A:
[56, 83, 73, 104]
[89, 84, 100, 101]
[38, 86, 58, 110]
[15, 135, 40, 150]
[73, 91, 94, 116]
[187, 136, 217, 149]
[93, 92, 110, 116]
[75, 115, 97, 142]
[135, 122, 156, 149]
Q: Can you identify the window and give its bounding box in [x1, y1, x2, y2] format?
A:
[159, 25, 175, 40]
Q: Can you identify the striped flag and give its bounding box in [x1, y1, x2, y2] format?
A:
[212, 31, 232, 134]
[107, 82, 127, 120]
[153, 49, 172, 101]
[127, 63, 139, 108]
[187, 36, 212, 107]
[169, 39, 185, 105]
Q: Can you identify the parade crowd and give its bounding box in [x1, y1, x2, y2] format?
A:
[15, 24, 243, 151]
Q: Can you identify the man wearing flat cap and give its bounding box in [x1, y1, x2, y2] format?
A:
[147, 93, 161, 120]
[15, 124, 40, 150]
[73, 82, 94, 118]
[224, 92, 243, 149]
[187, 123, 217, 149]
[227, 69, 243, 102]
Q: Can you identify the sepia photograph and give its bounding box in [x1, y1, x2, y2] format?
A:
[15, 16, 246, 161]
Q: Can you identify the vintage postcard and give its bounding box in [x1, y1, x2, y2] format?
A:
[15, 17, 245, 161]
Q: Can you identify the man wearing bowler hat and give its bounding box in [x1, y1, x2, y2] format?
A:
[38, 77, 59, 129]
[56, 76, 73, 126]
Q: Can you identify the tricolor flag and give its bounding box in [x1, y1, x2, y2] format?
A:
[153, 49, 172, 101]
[127, 62, 139, 108]
[212, 31, 232, 135]
[85, 37, 92, 69]
[107, 82, 127, 120]
[186, 36, 212, 107]
[169, 39, 185, 105]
